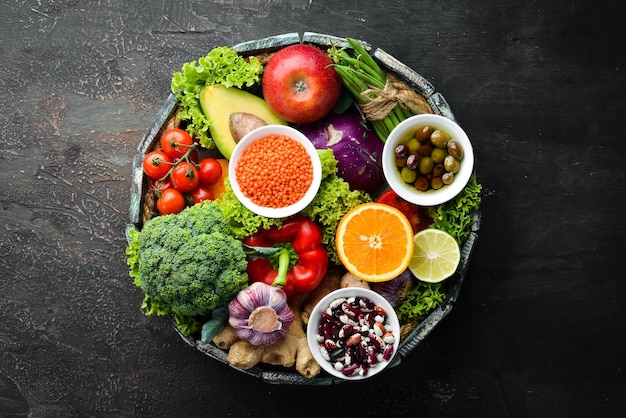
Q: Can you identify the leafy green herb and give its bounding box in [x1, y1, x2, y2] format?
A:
[170, 46, 264, 150]
[197, 306, 229, 345]
[429, 175, 482, 244]
[397, 282, 446, 323]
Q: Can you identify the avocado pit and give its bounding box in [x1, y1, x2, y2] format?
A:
[230, 112, 268, 142]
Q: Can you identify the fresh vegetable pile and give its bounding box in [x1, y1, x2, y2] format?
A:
[127, 38, 482, 380]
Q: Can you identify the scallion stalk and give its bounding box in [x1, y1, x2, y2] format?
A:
[346, 38, 386, 81]
[329, 38, 417, 142]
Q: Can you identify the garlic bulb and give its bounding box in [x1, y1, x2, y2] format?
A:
[228, 282, 294, 346]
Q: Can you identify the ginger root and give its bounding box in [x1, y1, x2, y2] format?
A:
[227, 340, 265, 370]
[260, 333, 298, 368]
[212, 324, 239, 350]
[340, 271, 371, 289]
[288, 294, 321, 378]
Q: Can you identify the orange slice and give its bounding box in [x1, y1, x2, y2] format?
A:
[336, 202, 415, 282]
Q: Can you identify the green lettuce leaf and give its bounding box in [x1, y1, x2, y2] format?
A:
[125, 228, 142, 287]
[300, 150, 372, 264]
[429, 175, 482, 244]
[170, 47, 264, 149]
[397, 282, 446, 323]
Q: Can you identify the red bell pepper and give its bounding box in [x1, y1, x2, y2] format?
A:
[243, 216, 328, 297]
[376, 189, 433, 234]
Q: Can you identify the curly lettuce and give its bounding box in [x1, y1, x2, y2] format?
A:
[212, 178, 284, 239]
[429, 175, 482, 244]
[170, 47, 264, 150]
[397, 282, 446, 323]
[125, 228, 142, 287]
[301, 150, 372, 264]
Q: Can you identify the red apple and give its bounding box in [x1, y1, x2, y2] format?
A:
[262, 44, 342, 124]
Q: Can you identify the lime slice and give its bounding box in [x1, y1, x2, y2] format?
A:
[409, 229, 460, 283]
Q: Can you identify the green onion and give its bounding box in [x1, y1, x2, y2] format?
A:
[346, 38, 386, 81]
[328, 38, 413, 142]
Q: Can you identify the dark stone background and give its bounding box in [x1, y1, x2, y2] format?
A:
[1, 1, 624, 417]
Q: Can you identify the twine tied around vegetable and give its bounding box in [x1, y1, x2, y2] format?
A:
[359, 73, 432, 121]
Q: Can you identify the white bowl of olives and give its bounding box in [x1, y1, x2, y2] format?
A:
[382, 114, 474, 207]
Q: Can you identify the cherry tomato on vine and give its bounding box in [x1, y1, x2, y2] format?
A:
[156, 188, 185, 215]
[155, 178, 172, 193]
[186, 148, 200, 164]
[171, 161, 199, 193]
[198, 158, 223, 185]
[143, 150, 172, 180]
[189, 185, 215, 204]
[161, 128, 194, 159]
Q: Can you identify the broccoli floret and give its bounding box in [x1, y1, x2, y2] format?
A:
[153, 199, 230, 236]
[128, 202, 248, 328]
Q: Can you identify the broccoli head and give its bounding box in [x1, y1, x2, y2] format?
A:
[133, 202, 249, 319]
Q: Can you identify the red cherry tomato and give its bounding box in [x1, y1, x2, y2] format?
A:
[189, 185, 215, 204]
[198, 158, 223, 185]
[171, 161, 200, 193]
[161, 128, 194, 159]
[153, 178, 173, 193]
[143, 150, 172, 180]
[156, 188, 185, 215]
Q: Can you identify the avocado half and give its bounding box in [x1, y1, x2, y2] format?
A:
[199, 85, 287, 159]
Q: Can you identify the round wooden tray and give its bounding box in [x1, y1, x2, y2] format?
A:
[126, 32, 481, 385]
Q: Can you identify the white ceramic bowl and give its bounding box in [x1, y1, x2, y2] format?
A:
[306, 287, 400, 380]
[228, 125, 322, 218]
[382, 114, 474, 207]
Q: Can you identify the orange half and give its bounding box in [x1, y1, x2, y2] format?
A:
[336, 203, 415, 282]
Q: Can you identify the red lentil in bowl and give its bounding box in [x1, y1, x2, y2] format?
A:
[228, 125, 322, 218]
[235, 134, 314, 208]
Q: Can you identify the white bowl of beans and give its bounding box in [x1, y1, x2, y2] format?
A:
[306, 287, 400, 380]
[229, 125, 323, 218]
[382, 114, 474, 207]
